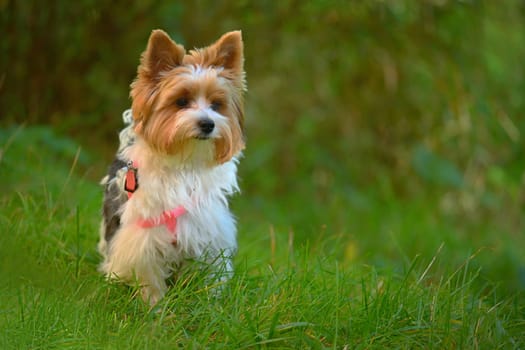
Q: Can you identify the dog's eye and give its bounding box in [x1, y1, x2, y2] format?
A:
[210, 101, 222, 111]
[175, 97, 189, 108]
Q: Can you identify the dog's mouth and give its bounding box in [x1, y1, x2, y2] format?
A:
[194, 135, 211, 141]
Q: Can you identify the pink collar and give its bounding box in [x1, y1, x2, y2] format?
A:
[124, 160, 187, 243]
[136, 206, 187, 242]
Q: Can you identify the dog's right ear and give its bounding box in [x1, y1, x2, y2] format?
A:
[141, 30, 185, 78]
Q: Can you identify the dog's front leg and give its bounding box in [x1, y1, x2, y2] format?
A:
[100, 225, 171, 305]
[137, 272, 167, 305]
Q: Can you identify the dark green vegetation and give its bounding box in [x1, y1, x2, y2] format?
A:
[1, 1, 524, 348]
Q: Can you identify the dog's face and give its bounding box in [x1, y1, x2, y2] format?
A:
[130, 30, 246, 164]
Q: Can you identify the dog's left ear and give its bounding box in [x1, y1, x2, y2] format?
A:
[208, 31, 244, 74]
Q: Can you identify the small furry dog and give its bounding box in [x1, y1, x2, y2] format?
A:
[98, 30, 246, 304]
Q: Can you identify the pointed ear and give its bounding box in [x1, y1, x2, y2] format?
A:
[131, 30, 185, 124]
[141, 29, 185, 78]
[209, 31, 243, 72]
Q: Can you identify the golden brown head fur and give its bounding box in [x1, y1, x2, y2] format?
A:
[130, 30, 246, 164]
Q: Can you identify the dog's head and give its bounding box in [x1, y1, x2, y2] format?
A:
[130, 30, 246, 164]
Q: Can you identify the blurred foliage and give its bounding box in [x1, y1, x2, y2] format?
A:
[1, 0, 524, 231]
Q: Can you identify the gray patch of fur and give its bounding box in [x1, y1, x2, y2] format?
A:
[101, 109, 137, 243]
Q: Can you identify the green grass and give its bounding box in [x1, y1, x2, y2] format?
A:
[1, 127, 524, 349]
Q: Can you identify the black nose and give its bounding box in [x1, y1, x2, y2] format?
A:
[198, 118, 215, 134]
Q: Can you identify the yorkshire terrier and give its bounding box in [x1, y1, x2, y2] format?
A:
[98, 30, 246, 304]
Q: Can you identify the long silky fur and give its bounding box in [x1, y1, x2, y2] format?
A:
[99, 136, 240, 303]
[98, 29, 245, 304]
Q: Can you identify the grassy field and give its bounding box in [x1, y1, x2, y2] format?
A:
[1, 126, 523, 349]
[3, 2, 525, 348]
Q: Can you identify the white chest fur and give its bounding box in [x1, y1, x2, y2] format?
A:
[100, 139, 240, 302]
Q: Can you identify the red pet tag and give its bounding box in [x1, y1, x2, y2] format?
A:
[124, 161, 138, 198]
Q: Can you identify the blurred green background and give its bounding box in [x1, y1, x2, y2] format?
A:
[1, 1, 524, 292]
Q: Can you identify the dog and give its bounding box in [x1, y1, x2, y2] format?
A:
[98, 29, 246, 304]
